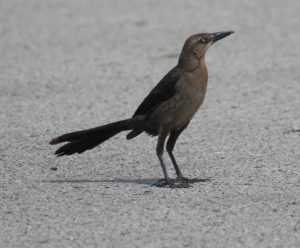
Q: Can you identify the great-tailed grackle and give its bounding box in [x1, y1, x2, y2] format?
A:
[50, 31, 234, 188]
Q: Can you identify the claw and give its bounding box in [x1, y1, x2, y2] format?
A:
[152, 178, 192, 188]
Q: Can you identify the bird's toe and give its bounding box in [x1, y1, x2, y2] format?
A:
[152, 178, 192, 188]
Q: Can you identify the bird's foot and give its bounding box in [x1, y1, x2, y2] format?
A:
[176, 176, 211, 184]
[152, 178, 191, 188]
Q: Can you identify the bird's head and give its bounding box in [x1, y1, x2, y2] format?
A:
[179, 31, 234, 70]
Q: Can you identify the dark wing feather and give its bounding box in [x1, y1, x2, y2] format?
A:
[132, 66, 180, 117]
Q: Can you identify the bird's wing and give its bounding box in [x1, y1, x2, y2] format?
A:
[132, 66, 180, 117]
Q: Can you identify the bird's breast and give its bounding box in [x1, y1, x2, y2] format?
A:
[149, 74, 207, 131]
[171, 76, 207, 129]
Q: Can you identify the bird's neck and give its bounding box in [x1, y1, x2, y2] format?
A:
[178, 54, 206, 73]
[198, 57, 208, 80]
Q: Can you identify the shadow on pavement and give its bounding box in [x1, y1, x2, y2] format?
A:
[42, 178, 158, 185]
[42, 177, 211, 185]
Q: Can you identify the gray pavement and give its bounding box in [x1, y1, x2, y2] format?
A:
[0, 0, 300, 247]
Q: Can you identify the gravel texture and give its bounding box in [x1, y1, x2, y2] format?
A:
[1, 0, 299, 247]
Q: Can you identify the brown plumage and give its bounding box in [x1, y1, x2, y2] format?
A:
[50, 31, 234, 188]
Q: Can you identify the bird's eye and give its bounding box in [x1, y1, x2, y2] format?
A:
[200, 37, 208, 43]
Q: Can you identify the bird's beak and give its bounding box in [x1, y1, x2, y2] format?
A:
[212, 31, 234, 43]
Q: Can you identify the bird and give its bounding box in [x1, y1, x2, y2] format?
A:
[50, 31, 234, 188]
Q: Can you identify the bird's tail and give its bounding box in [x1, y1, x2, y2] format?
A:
[50, 118, 134, 156]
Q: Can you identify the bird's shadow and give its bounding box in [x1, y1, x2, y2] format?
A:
[42, 178, 158, 185]
[42, 177, 211, 185]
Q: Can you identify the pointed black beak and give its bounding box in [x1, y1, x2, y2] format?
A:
[212, 31, 234, 43]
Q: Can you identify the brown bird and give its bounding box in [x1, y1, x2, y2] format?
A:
[50, 31, 234, 188]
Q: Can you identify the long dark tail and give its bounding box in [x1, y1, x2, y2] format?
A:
[50, 118, 134, 156]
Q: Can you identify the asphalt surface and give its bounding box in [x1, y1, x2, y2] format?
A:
[1, 0, 300, 247]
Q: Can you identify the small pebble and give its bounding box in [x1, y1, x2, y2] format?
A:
[50, 166, 57, 171]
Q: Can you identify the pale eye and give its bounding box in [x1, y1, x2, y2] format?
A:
[200, 37, 208, 43]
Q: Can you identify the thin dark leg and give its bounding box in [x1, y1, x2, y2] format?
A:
[168, 149, 183, 178]
[157, 156, 169, 183]
[154, 126, 171, 187]
[166, 123, 208, 185]
[153, 124, 200, 188]
[153, 126, 190, 188]
[166, 123, 189, 178]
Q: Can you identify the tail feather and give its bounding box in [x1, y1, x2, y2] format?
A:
[126, 130, 143, 139]
[50, 119, 131, 156]
[49, 130, 87, 145]
[55, 137, 104, 156]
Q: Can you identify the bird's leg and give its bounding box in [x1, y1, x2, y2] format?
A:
[166, 124, 189, 181]
[155, 156, 171, 187]
[166, 124, 207, 185]
[168, 149, 184, 179]
[166, 138, 191, 186]
[153, 126, 172, 187]
[153, 126, 190, 188]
